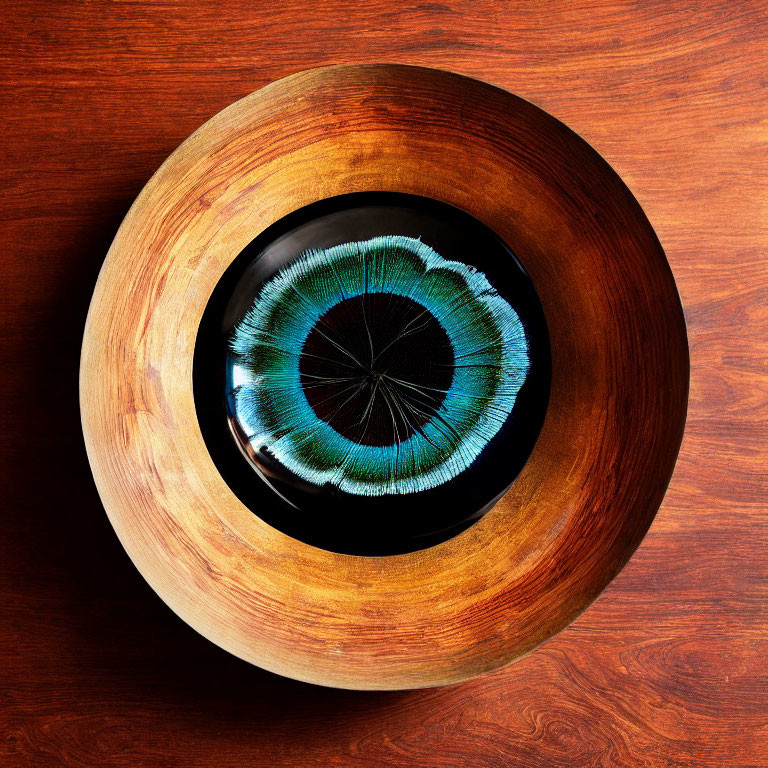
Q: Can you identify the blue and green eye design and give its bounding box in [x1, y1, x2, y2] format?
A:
[229, 235, 529, 497]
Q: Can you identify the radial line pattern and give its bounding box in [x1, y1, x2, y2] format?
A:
[230, 235, 530, 495]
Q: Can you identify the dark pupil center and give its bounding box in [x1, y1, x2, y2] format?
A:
[299, 294, 454, 446]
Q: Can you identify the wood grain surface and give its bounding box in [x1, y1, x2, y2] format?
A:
[2, 0, 766, 765]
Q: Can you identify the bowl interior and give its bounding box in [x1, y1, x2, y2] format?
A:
[194, 191, 551, 555]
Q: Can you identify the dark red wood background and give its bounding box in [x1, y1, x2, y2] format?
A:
[2, 2, 766, 766]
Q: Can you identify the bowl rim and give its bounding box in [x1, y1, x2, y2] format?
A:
[80, 63, 689, 690]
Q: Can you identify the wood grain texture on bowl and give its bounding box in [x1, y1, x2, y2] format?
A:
[79, 64, 688, 690]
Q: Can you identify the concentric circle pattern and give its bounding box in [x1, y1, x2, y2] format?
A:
[81, 65, 689, 689]
[230, 236, 529, 496]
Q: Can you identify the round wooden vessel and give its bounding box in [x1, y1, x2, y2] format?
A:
[80, 64, 688, 690]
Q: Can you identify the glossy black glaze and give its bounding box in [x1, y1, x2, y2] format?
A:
[194, 192, 550, 555]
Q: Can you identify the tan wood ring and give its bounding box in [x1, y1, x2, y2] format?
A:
[80, 64, 689, 690]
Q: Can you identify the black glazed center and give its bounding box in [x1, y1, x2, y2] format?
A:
[194, 191, 551, 556]
[299, 293, 454, 446]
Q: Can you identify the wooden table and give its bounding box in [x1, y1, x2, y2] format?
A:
[2, 1, 765, 765]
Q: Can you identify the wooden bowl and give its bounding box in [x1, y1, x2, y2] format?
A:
[80, 64, 688, 690]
